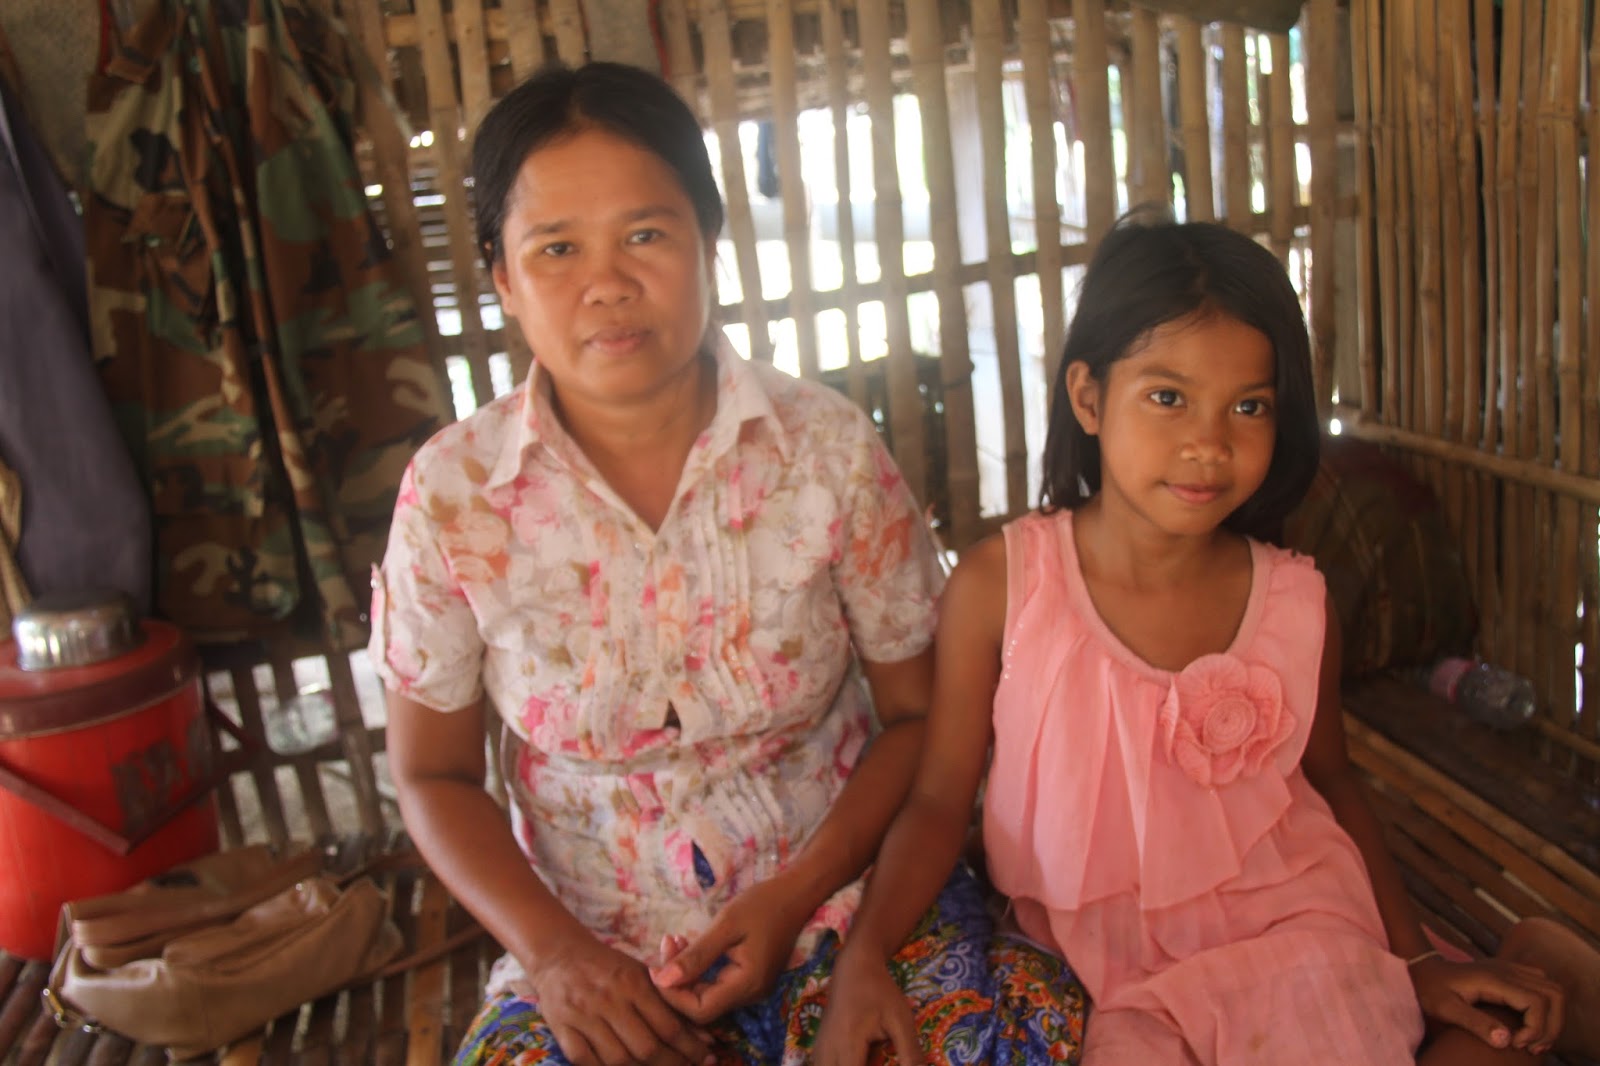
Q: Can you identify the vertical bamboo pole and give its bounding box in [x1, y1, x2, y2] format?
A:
[905, 0, 978, 539]
[1174, 16, 1214, 223]
[1513, 0, 1544, 684]
[1492, 0, 1524, 672]
[1074, 0, 1117, 242]
[1306, 0, 1338, 411]
[1265, 33, 1295, 265]
[858, 0, 928, 502]
[1472, 0, 1502, 660]
[1544, 0, 1583, 726]
[1391, 2, 1415, 431]
[345, 0, 453, 411]
[1368, 0, 1400, 424]
[1019, 0, 1065, 382]
[1411, 0, 1444, 442]
[660, 0, 699, 114]
[414, 0, 494, 408]
[1219, 25, 1253, 232]
[701, 0, 772, 363]
[502, 0, 548, 84]
[1584, 3, 1600, 733]
[1442, 0, 1480, 616]
[972, 0, 1026, 524]
[453, 0, 493, 132]
[819, 0, 867, 411]
[550, 0, 588, 64]
[766, 0, 818, 380]
[1128, 6, 1168, 210]
[1349, 0, 1377, 414]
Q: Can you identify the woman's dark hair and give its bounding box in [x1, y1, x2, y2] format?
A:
[1039, 208, 1321, 543]
[471, 61, 724, 269]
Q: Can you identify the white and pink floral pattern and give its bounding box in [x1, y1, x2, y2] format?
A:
[370, 339, 944, 991]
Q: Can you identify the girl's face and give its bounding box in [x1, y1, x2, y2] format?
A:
[491, 128, 716, 413]
[1066, 311, 1278, 540]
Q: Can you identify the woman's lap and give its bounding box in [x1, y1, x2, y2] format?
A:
[454, 866, 1086, 1065]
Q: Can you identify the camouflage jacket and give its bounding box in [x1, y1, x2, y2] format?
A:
[85, 0, 448, 650]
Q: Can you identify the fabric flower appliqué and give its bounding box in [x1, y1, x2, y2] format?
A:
[1158, 654, 1292, 788]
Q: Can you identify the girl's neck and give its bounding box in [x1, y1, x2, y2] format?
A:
[1073, 496, 1244, 592]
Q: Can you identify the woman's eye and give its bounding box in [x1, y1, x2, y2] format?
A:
[1149, 389, 1182, 407]
[627, 228, 663, 245]
[539, 242, 574, 258]
[1236, 397, 1273, 416]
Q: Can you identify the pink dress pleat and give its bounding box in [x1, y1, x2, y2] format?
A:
[983, 510, 1425, 1065]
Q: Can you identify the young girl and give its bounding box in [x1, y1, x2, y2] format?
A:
[813, 214, 1572, 1065]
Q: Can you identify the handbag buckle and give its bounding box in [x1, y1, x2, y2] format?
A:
[41, 987, 101, 1034]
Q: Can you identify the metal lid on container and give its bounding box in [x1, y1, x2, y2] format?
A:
[11, 591, 144, 671]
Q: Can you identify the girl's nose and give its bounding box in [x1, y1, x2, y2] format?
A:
[1182, 418, 1233, 464]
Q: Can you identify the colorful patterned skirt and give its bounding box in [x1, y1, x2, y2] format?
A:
[454, 866, 1086, 1065]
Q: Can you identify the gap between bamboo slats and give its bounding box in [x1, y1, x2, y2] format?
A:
[765, 0, 819, 381]
[970, 0, 1023, 529]
[228, 665, 291, 849]
[1127, 7, 1166, 210]
[1305, 0, 1337, 410]
[818, 0, 867, 413]
[700, 0, 773, 364]
[411, 0, 495, 408]
[1528, 0, 1560, 719]
[269, 655, 332, 840]
[1439, 1, 1477, 613]
[1512, 0, 1544, 688]
[1264, 33, 1295, 264]
[1545, 0, 1584, 730]
[549, 0, 587, 64]
[1072, 0, 1116, 242]
[1584, 7, 1600, 738]
[345, 0, 455, 411]
[326, 652, 387, 837]
[1490, 0, 1524, 674]
[1218, 25, 1252, 233]
[1391, 2, 1416, 431]
[1173, 16, 1213, 223]
[1018, 0, 1065, 384]
[857, 0, 929, 504]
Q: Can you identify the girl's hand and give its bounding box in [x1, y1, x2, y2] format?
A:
[520, 930, 716, 1066]
[1410, 955, 1567, 1054]
[813, 945, 922, 1066]
[649, 876, 811, 1024]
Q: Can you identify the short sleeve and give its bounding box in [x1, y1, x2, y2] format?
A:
[368, 460, 485, 711]
[829, 413, 946, 663]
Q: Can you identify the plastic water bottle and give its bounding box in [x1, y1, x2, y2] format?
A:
[1427, 657, 1537, 730]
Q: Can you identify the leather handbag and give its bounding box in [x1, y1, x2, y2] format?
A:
[43, 843, 477, 1059]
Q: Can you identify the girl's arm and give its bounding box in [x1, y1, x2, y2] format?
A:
[1300, 591, 1563, 1054]
[811, 534, 1011, 1065]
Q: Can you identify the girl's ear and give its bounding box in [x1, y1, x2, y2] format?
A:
[1065, 361, 1103, 435]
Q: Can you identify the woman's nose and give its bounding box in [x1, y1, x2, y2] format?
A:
[582, 251, 641, 305]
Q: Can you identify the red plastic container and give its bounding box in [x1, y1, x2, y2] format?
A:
[0, 612, 219, 961]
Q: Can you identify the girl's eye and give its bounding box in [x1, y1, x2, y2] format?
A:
[1236, 397, 1273, 417]
[1149, 388, 1182, 407]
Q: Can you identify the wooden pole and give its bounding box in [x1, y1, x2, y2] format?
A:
[818, 0, 867, 412]
[905, 0, 979, 540]
[701, 0, 773, 363]
[858, 0, 928, 502]
[1584, 0, 1600, 735]
[660, 0, 700, 115]
[549, 0, 587, 64]
[1127, 6, 1168, 210]
[1306, 0, 1337, 412]
[1073, 0, 1117, 243]
[1019, 0, 1066, 384]
[1219, 24, 1252, 233]
[1174, 16, 1214, 223]
[1349, 0, 1377, 415]
[766, 0, 818, 380]
[1265, 33, 1295, 265]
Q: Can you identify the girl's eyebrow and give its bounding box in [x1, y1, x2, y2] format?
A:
[1137, 363, 1275, 392]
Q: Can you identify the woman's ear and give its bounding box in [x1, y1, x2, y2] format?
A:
[490, 252, 516, 314]
[1064, 362, 1102, 435]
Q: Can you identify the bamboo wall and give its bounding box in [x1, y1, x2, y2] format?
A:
[1342, 0, 1599, 765]
[343, 0, 1352, 546]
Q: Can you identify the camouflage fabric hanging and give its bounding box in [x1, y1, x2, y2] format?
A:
[84, 0, 448, 650]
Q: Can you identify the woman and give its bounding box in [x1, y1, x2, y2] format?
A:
[371, 62, 1084, 1065]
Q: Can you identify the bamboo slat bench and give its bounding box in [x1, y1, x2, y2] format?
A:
[0, 642, 501, 1066]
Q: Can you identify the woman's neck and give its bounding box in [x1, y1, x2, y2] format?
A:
[550, 353, 718, 530]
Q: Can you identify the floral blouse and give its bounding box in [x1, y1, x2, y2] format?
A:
[370, 339, 945, 991]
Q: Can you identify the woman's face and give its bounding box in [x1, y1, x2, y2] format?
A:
[491, 127, 716, 411]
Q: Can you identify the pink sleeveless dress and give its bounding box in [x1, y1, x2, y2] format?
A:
[983, 510, 1425, 1065]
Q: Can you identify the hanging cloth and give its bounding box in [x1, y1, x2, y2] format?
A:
[83, 0, 449, 650]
